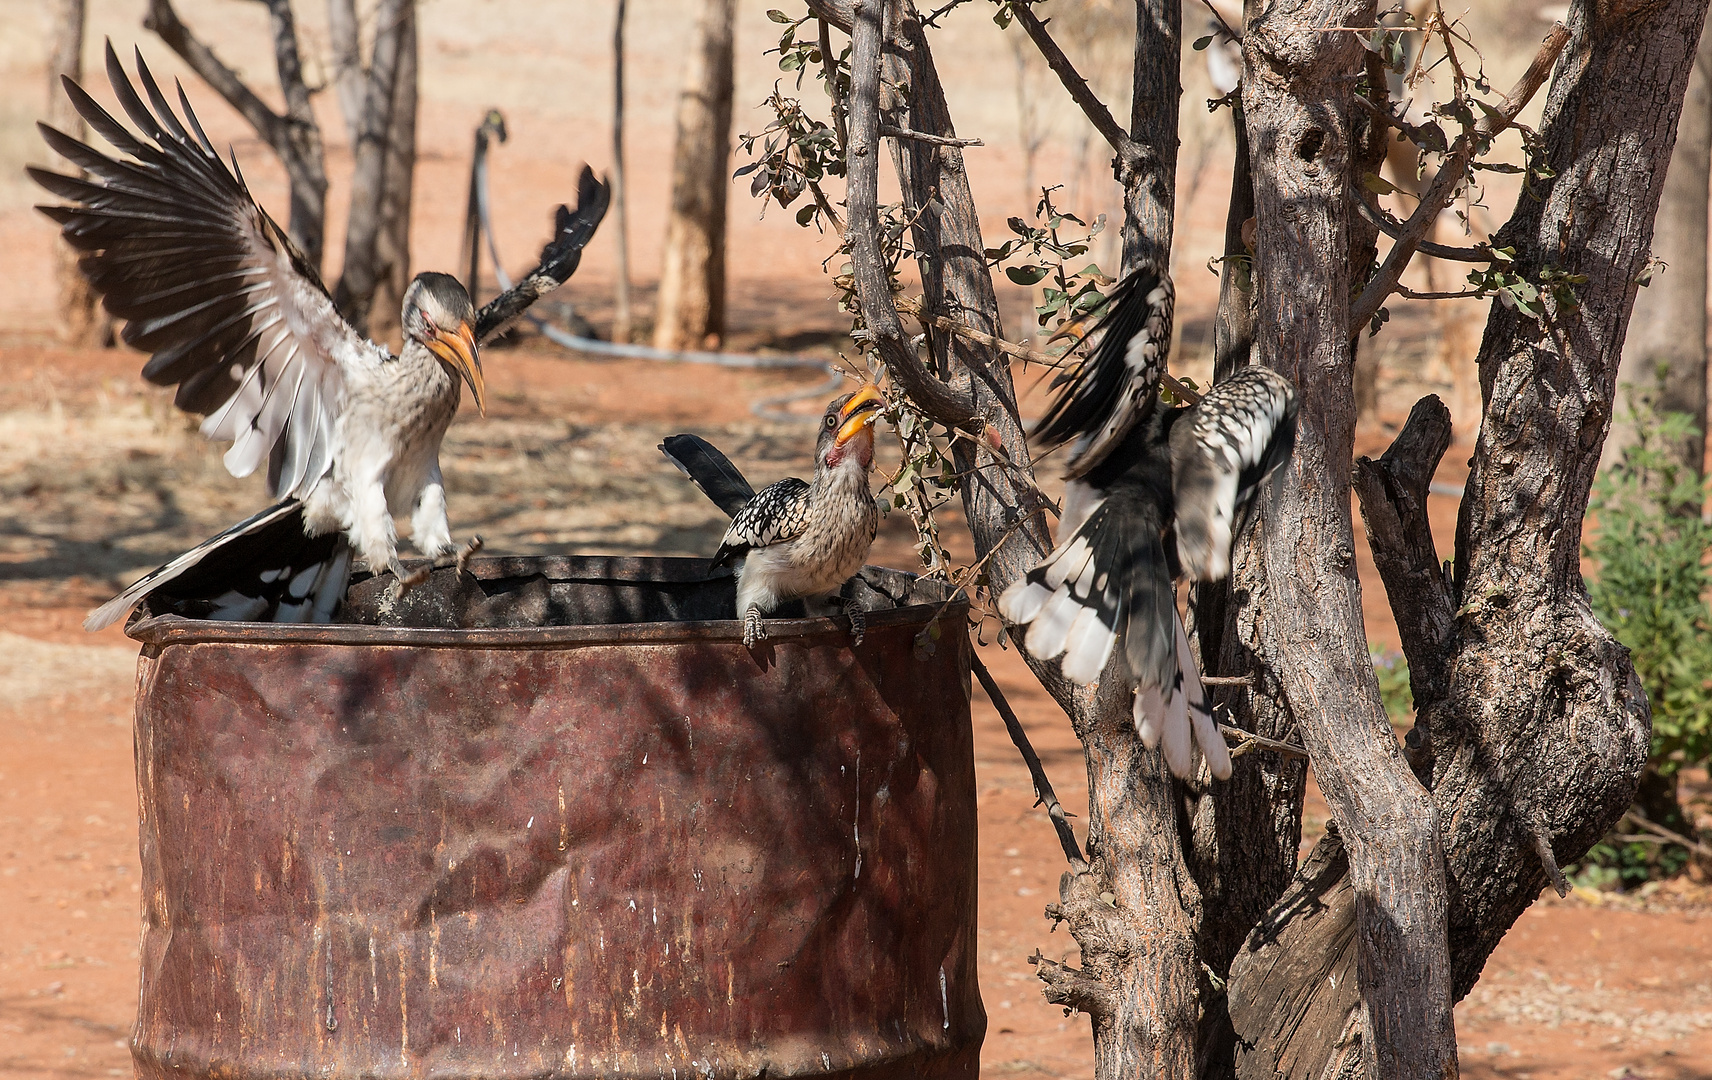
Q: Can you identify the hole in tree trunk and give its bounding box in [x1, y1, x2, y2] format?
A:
[1297, 128, 1325, 162]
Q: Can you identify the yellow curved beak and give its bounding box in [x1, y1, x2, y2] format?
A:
[835, 383, 887, 446]
[429, 320, 486, 416]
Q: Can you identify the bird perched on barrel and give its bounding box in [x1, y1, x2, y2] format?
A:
[37, 45, 610, 631]
[997, 268, 1297, 781]
[660, 384, 887, 648]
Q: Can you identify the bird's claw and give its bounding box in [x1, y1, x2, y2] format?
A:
[743, 606, 768, 649]
[455, 535, 483, 576]
[389, 559, 430, 598]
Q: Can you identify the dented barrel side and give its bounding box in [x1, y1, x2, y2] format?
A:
[127, 562, 980, 1080]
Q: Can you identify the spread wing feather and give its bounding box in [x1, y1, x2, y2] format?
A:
[475, 167, 612, 344]
[1031, 268, 1175, 478]
[1168, 367, 1298, 582]
[30, 44, 362, 501]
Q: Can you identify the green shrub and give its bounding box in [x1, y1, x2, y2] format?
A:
[1576, 381, 1712, 886]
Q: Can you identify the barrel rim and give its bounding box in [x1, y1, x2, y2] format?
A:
[126, 555, 968, 649]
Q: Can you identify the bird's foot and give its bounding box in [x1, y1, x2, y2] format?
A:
[742, 605, 768, 649]
[457, 535, 484, 575]
[389, 558, 430, 597]
[843, 597, 867, 647]
[429, 535, 486, 576]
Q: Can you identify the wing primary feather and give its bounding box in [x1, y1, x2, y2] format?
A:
[659, 434, 756, 518]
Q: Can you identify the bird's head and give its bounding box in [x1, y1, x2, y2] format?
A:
[818, 383, 886, 470]
[403, 272, 485, 415]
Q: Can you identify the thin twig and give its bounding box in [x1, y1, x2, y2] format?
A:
[880, 124, 984, 147]
[1350, 186, 1495, 263]
[1622, 810, 1712, 861]
[972, 652, 1090, 872]
[1003, 0, 1136, 169]
[1348, 21, 1571, 333]
[1200, 674, 1252, 686]
[921, 0, 973, 27]
[1395, 284, 1488, 300]
[1199, 0, 1240, 42]
[1219, 723, 1308, 761]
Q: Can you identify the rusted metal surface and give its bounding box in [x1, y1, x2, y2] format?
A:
[128, 557, 982, 1079]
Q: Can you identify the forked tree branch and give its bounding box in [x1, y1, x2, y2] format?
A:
[843, 0, 977, 426]
[1348, 21, 1571, 333]
[972, 654, 1089, 871]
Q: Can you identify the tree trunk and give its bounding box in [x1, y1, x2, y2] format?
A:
[655, 0, 735, 350]
[47, 0, 107, 347]
[332, 0, 411, 335]
[611, 0, 634, 344]
[1612, 19, 1712, 475]
[367, 2, 418, 348]
[1227, 1, 1703, 1075]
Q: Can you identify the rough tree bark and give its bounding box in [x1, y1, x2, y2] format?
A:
[1225, 1, 1702, 1076]
[144, 0, 328, 271]
[332, 0, 412, 336]
[1613, 17, 1712, 476]
[654, 0, 737, 350]
[46, 0, 107, 347]
[1223, 2, 1461, 1078]
[368, 2, 418, 346]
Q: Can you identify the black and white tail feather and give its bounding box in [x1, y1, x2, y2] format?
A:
[659, 434, 756, 519]
[998, 267, 1297, 780]
[84, 501, 349, 631]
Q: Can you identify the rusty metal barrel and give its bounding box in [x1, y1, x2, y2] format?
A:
[126, 556, 982, 1079]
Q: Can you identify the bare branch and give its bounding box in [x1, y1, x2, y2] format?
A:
[973, 653, 1089, 871]
[1350, 186, 1496, 262]
[1623, 810, 1712, 861]
[1220, 723, 1309, 761]
[1349, 22, 1571, 333]
[1030, 951, 1116, 1018]
[880, 124, 983, 147]
[1004, 2, 1136, 167]
[844, 0, 976, 426]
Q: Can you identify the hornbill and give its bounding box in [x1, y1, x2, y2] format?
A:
[37, 46, 610, 632]
[997, 269, 1297, 780]
[660, 384, 887, 647]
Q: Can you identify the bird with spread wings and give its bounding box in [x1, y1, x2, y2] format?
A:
[32, 46, 609, 631]
[998, 268, 1298, 781]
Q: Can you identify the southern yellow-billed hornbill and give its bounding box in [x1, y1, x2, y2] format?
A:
[35, 46, 608, 631]
[998, 269, 1297, 780]
[660, 384, 887, 647]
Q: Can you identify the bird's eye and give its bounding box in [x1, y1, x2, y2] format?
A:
[825, 414, 837, 428]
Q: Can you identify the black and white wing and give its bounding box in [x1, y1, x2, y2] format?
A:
[711, 477, 811, 567]
[30, 45, 363, 501]
[475, 166, 612, 344]
[660, 434, 757, 519]
[1031, 268, 1175, 478]
[83, 500, 350, 631]
[1168, 367, 1298, 582]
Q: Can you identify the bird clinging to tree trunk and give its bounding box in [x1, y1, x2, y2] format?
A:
[660, 384, 887, 648]
[998, 269, 1298, 780]
[36, 45, 610, 631]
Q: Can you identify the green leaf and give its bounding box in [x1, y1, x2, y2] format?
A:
[1360, 171, 1397, 195]
[1006, 265, 1051, 286]
[1192, 34, 1213, 51]
[766, 7, 794, 22]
